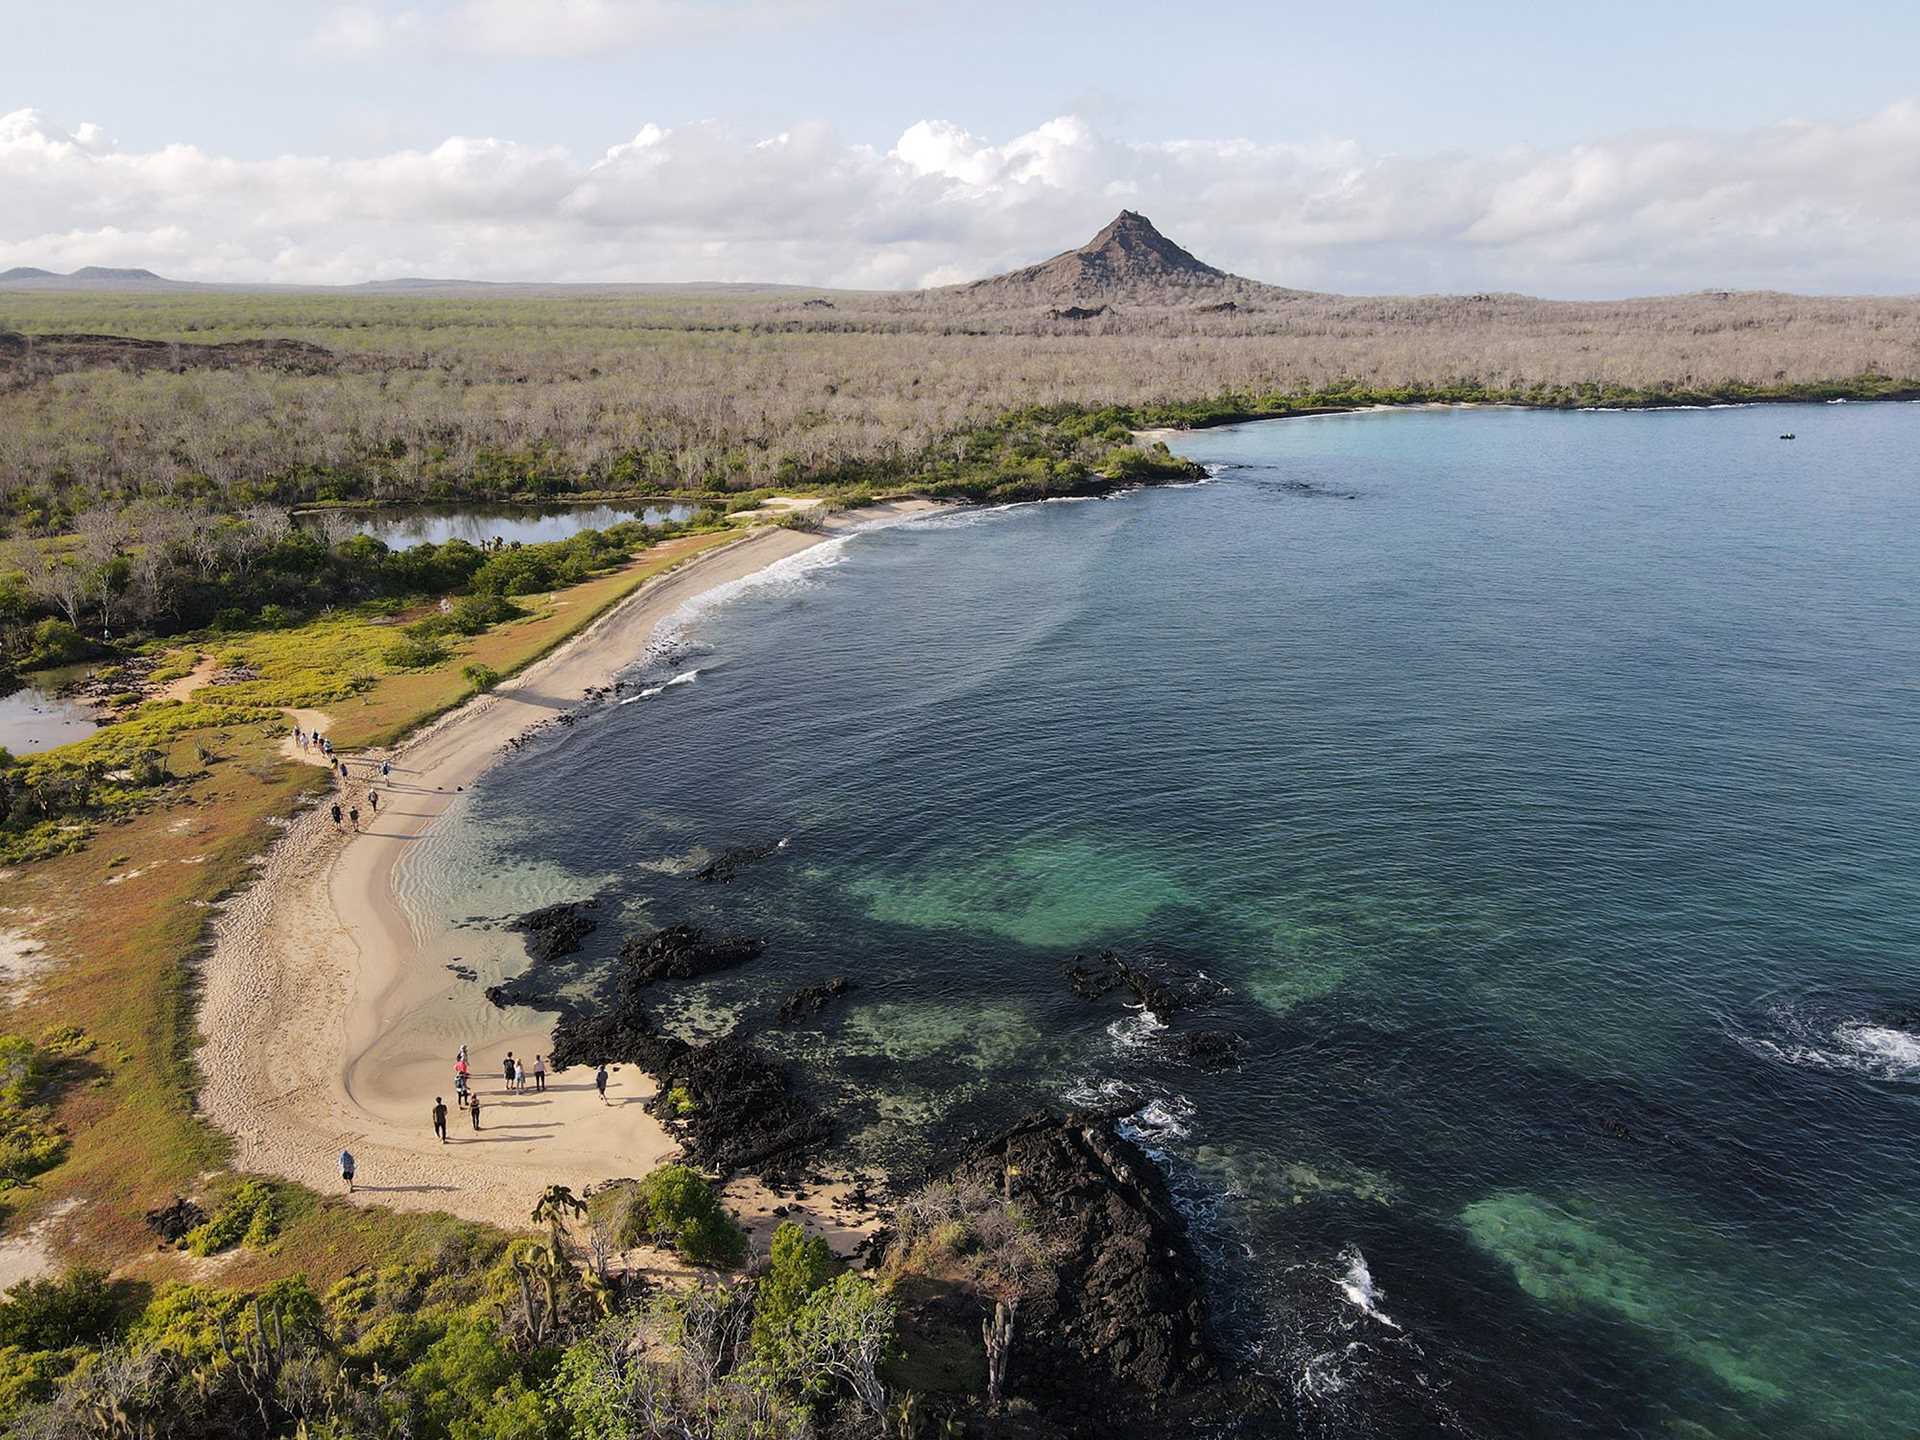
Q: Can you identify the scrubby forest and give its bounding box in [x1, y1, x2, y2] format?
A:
[5, 286, 1918, 526]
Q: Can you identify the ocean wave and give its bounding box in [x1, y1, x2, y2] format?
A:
[1336, 1245, 1402, 1330]
[649, 537, 852, 655]
[1056, 1077, 1194, 1149]
[1296, 1341, 1364, 1401]
[1729, 996, 1920, 1082]
[1121, 1093, 1195, 1147]
[616, 668, 698, 703]
[1106, 1005, 1168, 1049]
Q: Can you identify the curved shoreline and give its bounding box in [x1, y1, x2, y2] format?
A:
[197, 505, 943, 1244]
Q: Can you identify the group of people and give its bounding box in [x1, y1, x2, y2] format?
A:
[434, 1045, 575, 1143]
[340, 1047, 619, 1192]
[314, 740, 398, 833]
[291, 725, 332, 758]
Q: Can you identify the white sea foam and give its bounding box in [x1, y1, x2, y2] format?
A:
[1106, 1005, 1168, 1049]
[618, 673, 689, 703]
[1731, 1001, 1920, 1082]
[1124, 1093, 1195, 1145]
[1834, 1023, 1920, 1076]
[1336, 1246, 1401, 1330]
[1056, 1078, 1194, 1148]
[648, 537, 853, 658]
[1297, 1343, 1362, 1400]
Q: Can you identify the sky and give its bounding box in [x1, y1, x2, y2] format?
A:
[3, 0, 1918, 295]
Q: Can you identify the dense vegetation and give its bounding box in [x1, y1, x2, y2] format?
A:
[0, 1197, 904, 1440]
[3, 287, 1916, 528]
[0, 516, 724, 861]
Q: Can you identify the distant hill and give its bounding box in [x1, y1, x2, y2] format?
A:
[952, 211, 1301, 308]
[0, 265, 824, 297]
[0, 265, 181, 291]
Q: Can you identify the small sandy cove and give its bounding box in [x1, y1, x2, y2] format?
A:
[199, 505, 943, 1250]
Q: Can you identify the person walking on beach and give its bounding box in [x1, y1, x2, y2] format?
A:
[595, 1064, 609, 1103]
[339, 1149, 356, 1193]
[382, 760, 391, 779]
[533, 1055, 546, 1092]
[514, 1058, 526, 1093]
[454, 1070, 468, 1104]
[503, 1053, 515, 1093]
[433, 1097, 448, 1143]
[368, 790, 379, 814]
[457, 1044, 467, 1067]
[330, 802, 343, 827]
[348, 806, 360, 831]
[469, 1094, 482, 1131]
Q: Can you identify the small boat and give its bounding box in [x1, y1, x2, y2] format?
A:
[1779, 433, 1795, 440]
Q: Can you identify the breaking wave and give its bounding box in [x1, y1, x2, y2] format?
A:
[1729, 994, 1920, 1082]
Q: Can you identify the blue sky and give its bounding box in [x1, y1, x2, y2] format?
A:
[4, 1, 1918, 292]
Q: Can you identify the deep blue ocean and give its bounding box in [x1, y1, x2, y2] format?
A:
[405, 402, 1920, 1438]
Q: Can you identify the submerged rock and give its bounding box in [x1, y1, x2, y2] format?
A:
[691, 840, 784, 884]
[511, 898, 599, 964]
[775, 975, 855, 1024]
[1164, 1028, 1246, 1071]
[946, 1111, 1218, 1405]
[619, 924, 764, 983]
[1063, 950, 1223, 1014]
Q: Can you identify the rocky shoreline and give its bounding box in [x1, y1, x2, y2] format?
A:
[488, 878, 1273, 1432]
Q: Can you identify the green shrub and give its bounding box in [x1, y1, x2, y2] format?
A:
[384, 633, 449, 670]
[0, 1038, 39, 1108]
[462, 663, 501, 692]
[450, 593, 523, 634]
[0, 1268, 119, 1351]
[750, 1221, 837, 1368]
[0, 1035, 64, 1191]
[19, 620, 94, 670]
[35, 1026, 92, 1059]
[616, 1165, 746, 1269]
[400, 1310, 556, 1440]
[182, 1179, 281, 1256]
[405, 613, 461, 642]
[0, 1343, 64, 1424]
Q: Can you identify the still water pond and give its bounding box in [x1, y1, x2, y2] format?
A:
[301, 501, 697, 550]
[0, 673, 98, 755]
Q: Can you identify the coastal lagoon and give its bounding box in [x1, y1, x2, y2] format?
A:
[401, 403, 1920, 1437]
[299, 500, 698, 550]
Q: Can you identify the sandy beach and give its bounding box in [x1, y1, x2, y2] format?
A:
[198, 504, 943, 1252]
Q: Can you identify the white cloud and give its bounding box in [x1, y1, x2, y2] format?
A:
[4, 103, 1919, 294]
[313, 0, 836, 58]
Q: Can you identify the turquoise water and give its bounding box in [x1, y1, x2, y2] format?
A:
[415, 403, 1920, 1437]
